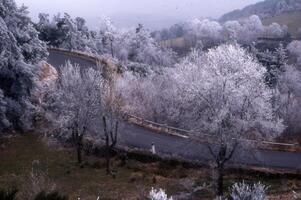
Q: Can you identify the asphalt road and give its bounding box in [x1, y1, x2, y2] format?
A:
[47, 50, 301, 170]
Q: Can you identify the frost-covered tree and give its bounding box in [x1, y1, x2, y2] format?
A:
[230, 182, 267, 200]
[223, 20, 243, 42]
[98, 16, 118, 57]
[118, 44, 284, 196]
[0, 0, 48, 63]
[264, 23, 288, 38]
[104, 22, 176, 67]
[149, 188, 173, 200]
[101, 58, 120, 176]
[44, 62, 104, 163]
[184, 15, 287, 48]
[276, 65, 301, 140]
[0, 0, 48, 133]
[264, 43, 287, 88]
[287, 40, 301, 66]
[188, 18, 223, 47]
[37, 13, 96, 53]
[170, 45, 283, 196]
[222, 15, 286, 44]
[37, 14, 175, 69]
[117, 70, 171, 122]
[239, 15, 264, 43]
[223, 15, 265, 44]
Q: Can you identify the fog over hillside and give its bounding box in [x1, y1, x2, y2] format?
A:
[15, 0, 261, 29]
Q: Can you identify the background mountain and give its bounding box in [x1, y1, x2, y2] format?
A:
[220, 0, 301, 37]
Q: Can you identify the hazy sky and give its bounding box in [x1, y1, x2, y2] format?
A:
[15, 0, 262, 29]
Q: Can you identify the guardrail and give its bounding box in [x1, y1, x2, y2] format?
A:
[48, 47, 115, 70]
[48, 47, 301, 154]
[124, 113, 301, 153]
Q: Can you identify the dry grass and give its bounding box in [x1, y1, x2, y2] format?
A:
[0, 134, 301, 199]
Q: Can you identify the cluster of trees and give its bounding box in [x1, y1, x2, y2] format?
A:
[151, 23, 186, 41]
[287, 40, 301, 66]
[42, 60, 120, 175]
[252, 41, 301, 139]
[114, 38, 300, 195]
[36, 15, 175, 69]
[36, 13, 97, 53]
[117, 44, 285, 196]
[0, 0, 48, 133]
[154, 15, 288, 48]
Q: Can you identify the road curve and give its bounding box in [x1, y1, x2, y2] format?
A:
[47, 50, 301, 171]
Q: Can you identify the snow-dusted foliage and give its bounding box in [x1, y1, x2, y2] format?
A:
[97, 19, 176, 68]
[0, 0, 48, 63]
[43, 62, 104, 141]
[230, 182, 268, 200]
[149, 188, 173, 200]
[118, 44, 284, 196]
[232, 15, 264, 43]
[37, 15, 175, 68]
[276, 65, 301, 136]
[287, 40, 301, 66]
[253, 43, 288, 88]
[37, 13, 96, 53]
[170, 44, 284, 137]
[170, 15, 288, 48]
[0, 0, 48, 132]
[265, 23, 288, 38]
[188, 18, 223, 47]
[119, 44, 284, 138]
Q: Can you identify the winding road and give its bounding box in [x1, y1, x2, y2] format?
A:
[47, 49, 301, 171]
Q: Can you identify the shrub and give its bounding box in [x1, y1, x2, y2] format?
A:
[149, 188, 173, 200]
[230, 181, 267, 200]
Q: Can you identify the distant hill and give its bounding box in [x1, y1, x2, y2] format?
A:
[220, 0, 301, 37]
[220, 0, 301, 21]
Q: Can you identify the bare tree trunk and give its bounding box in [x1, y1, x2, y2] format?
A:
[208, 143, 237, 197]
[77, 140, 82, 164]
[103, 116, 118, 177]
[103, 116, 110, 174]
[216, 164, 224, 197]
[110, 40, 114, 58]
[71, 124, 85, 164]
[106, 153, 111, 175]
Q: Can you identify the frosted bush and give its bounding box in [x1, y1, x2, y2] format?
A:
[149, 188, 173, 200]
[230, 182, 267, 200]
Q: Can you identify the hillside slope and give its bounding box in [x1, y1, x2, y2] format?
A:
[220, 0, 301, 22]
[220, 0, 301, 37]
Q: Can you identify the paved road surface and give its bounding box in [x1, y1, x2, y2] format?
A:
[47, 50, 301, 170]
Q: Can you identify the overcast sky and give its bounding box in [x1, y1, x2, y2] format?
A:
[15, 0, 262, 29]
